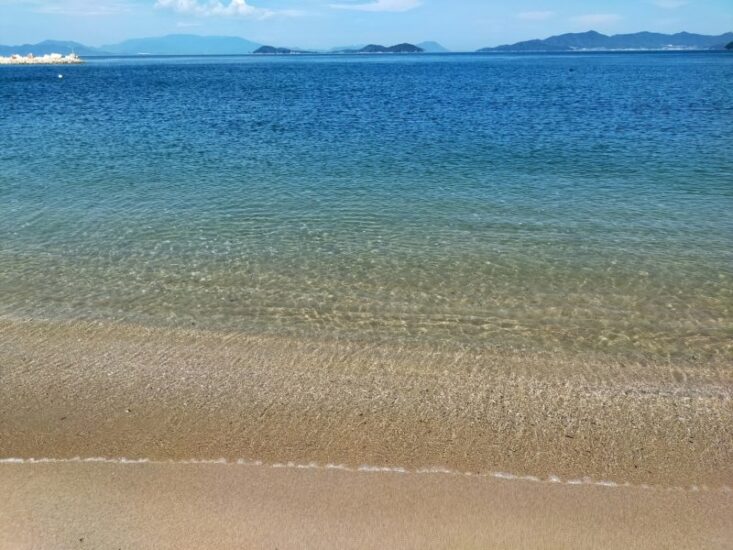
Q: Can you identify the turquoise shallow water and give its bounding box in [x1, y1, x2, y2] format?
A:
[0, 53, 731, 357]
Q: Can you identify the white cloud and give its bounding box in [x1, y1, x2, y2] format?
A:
[651, 0, 687, 8]
[330, 0, 421, 12]
[155, 0, 301, 18]
[570, 13, 622, 27]
[517, 11, 554, 21]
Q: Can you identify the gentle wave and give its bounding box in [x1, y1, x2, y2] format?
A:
[1, 456, 730, 493]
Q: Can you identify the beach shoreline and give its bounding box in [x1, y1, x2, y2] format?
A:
[2, 316, 731, 547]
[2, 460, 731, 550]
[2, 317, 731, 489]
[2, 46, 731, 549]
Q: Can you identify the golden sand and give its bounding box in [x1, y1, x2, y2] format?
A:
[1, 461, 731, 550]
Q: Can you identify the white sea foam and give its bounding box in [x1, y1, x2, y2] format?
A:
[1, 456, 728, 493]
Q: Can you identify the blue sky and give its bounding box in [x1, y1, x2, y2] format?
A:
[1, 0, 732, 50]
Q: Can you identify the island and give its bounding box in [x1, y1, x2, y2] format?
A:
[253, 45, 312, 55]
[338, 43, 424, 54]
[478, 31, 733, 52]
[727, 41, 733, 50]
[254, 42, 424, 55]
[0, 52, 83, 65]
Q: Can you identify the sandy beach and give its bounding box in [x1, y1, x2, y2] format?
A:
[0, 319, 733, 550]
[2, 38, 732, 549]
[2, 317, 731, 547]
[1, 460, 731, 550]
[1, 315, 732, 548]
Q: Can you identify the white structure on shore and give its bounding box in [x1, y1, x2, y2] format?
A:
[0, 53, 84, 65]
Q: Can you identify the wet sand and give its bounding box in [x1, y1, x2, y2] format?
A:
[2, 461, 732, 550]
[1, 318, 731, 487]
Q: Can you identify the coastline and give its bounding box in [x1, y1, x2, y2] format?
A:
[1, 44, 731, 549]
[1, 317, 731, 488]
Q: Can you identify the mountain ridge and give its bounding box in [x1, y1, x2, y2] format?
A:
[479, 31, 733, 52]
[102, 34, 262, 55]
[0, 40, 107, 56]
[3, 32, 731, 57]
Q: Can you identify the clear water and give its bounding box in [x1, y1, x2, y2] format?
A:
[1, 53, 731, 357]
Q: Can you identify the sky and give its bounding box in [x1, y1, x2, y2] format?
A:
[1, 0, 732, 51]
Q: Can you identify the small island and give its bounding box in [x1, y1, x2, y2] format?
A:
[726, 41, 733, 50]
[338, 43, 424, 54]
[254, 45, 311, 55]
[253, 42, 425, 55]
[252, 42, 425, 55]
[0, 52, 83, 65]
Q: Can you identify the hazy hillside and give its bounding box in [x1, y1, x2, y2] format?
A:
[102, 34, 262, 55]
[5, 32, 729, 58]
[480, 31, 733, 51]
[0, 40, 107, 56]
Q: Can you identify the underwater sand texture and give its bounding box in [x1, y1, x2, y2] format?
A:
[1, 318, 731, 488]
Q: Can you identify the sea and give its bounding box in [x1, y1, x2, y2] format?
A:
[1, 52, 731, 358]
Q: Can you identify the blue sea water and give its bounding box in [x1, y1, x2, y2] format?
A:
[1, 53, 731, 357]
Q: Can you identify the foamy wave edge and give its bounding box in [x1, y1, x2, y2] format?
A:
[1, 457, 729, 493]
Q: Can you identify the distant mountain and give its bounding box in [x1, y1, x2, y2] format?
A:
[11, 32, 729, 58]
[253, 45, 312, 55]
[336, 43, 424, 54]
[362, 43, 423, 53]
[102, 34, 261, 55]
[0, 40, 107, 56]
[417, 41, 449, 53]
[479, 31, 733, 52]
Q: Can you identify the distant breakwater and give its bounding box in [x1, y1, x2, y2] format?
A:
[0, 53, 83, 65]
